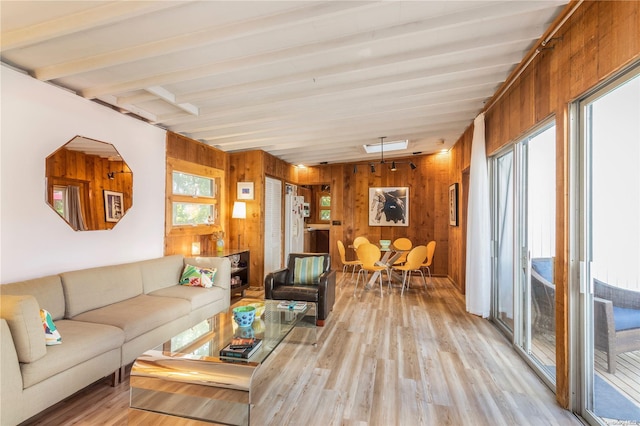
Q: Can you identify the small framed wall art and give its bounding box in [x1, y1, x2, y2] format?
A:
[237, 182, 254, 200]
[104, 190, 123, 222]
[449, 183, 459, 226]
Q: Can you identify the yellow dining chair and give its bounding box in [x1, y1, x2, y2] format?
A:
[392, 237, 413, 265]
[354, 243, 388, 297]
[337, 240, 361, 282]
[392, 245, 428, 296]
[352, 236, 370, 249]
[421, 241, 437, 288]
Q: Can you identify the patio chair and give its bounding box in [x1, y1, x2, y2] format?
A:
[593, 279, 640, 373]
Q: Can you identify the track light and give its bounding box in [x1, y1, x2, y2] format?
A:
[370, 164, 376, 173]
[391, 161, 397, 171]
[409, 162, 417, 170]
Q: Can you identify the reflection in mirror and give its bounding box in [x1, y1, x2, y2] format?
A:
[45, 136, 133, 231]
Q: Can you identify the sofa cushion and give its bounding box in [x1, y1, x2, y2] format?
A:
[613, 306, 640, 331]
[271, 285, 319, 302]
[0, 295, 46, 363]
[139, 254, 184, 293]
[61, 262, 143, 318]
[179, 264, 217, 288]
[20, 319, 124, 388]
[0, 275, 65, 321]
[70, 294, 190, 342]
[149, 285, 226, 310]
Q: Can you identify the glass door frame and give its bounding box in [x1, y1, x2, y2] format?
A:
[490, 144, 517, 339]
[490, 119, 557, 393]
[572, 62, 640, 425]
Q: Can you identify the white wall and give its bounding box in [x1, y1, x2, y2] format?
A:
[1, 66, 166, 283]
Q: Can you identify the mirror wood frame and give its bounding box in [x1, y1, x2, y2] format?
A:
[45, 135, 133, 231]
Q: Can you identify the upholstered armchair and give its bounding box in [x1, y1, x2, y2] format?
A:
[594, 279, 640, 373]
[264, 253, 336, 326]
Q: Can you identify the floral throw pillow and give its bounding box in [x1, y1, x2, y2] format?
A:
[40, 309, 62, 345]
[179, 264, 217, 288]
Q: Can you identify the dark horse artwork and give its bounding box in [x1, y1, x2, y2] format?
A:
[369, 187, 408, 226]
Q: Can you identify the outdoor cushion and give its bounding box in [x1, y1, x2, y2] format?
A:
[613, 306, 640, 331]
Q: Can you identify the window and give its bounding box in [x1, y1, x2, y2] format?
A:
[52, 185, 69, 220]
[166, 158, 224, 235]
[319, 195, 330, 221]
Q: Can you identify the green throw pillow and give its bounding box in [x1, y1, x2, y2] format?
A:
[294, 256, 325, 285]
[40, 309, 62, 346]
[179, 264, 217, 288]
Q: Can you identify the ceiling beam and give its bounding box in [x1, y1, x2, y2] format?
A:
[78, 5, 548, 100]
[31, 2, 378, 81]
[1, 2, 189, 52]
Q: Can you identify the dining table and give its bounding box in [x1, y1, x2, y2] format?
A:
[364, 244, 407, 289]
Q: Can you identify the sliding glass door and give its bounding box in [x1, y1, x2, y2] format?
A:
[492, 148, 515, 334]
[576, 66, 640, 425]
[491, 122, 556, 386]
[520, 124, 557, 382]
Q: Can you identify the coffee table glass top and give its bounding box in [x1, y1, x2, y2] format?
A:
[157, 298, 315, 364]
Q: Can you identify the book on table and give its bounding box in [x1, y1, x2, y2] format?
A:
[229, 337, 256, 349]
[220, 338, 262, 359]
[276, 301, 307, 311]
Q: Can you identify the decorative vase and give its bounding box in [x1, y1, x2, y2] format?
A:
[216, 238, 224, 252]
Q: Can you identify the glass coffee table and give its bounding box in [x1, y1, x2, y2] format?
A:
[129, 298, 316, 426]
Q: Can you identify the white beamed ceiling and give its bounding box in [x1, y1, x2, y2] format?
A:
[1, 1, 568, 165]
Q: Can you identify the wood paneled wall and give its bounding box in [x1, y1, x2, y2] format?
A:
[447, 0, 640, 409]
[164, 132, 228, 258]
[46, 148, 132, 230]
[227, 150, 297, 287]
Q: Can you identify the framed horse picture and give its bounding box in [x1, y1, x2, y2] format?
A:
[368, 187, 408, 227]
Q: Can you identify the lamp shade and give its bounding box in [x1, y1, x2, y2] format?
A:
[232, 201, 247, 219]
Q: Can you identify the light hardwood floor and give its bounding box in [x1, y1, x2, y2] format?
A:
[21, 274, 583, 425]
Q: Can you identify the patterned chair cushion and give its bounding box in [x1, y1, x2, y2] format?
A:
[294, 256, 325, 285]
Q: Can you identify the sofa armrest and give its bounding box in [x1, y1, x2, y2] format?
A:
[316, 269, 336, 318]
[1, 318, 25, 426]
[264, 268, 289, 299]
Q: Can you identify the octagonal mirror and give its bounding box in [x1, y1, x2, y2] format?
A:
[45, 136, 133, 231]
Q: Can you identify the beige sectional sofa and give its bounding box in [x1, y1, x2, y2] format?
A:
[0, 254, 231, 426]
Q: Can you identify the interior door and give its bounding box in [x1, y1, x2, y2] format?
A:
[264, 177, 282, 276]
